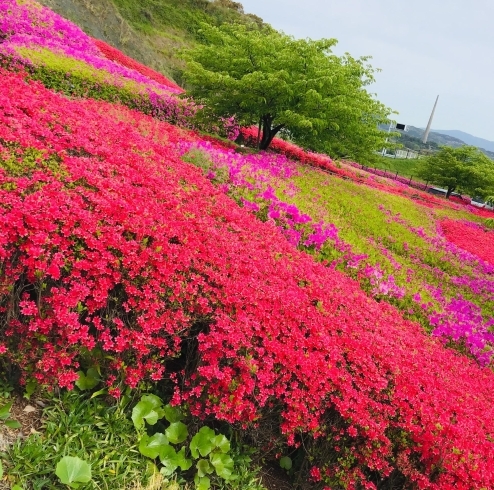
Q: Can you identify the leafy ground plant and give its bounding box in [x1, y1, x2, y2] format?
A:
[4, 391, 154, 489]
[55, 456, 92, 488]
[132, 394, 265, 490]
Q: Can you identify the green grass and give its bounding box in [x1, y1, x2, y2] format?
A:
[369, 155, 423, 179]
[5, 391, 156, 489]
[111, 0, 262, 36]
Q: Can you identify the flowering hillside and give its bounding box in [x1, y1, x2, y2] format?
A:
[1, 2, 494, 489]
[179, 139, 494, 367]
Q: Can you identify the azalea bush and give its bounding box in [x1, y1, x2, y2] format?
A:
[441, 218, 494, 266]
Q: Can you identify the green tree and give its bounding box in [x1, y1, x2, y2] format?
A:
[417, 145, 494, 198]
[180, 23, 394, 160]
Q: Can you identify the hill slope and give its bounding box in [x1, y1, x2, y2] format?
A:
[37, 0, 264, 83]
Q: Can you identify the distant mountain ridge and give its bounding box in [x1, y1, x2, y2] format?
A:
[402, 126, 494, 159]
[432, 129, 494, 153]
[405, 126, 464, 147]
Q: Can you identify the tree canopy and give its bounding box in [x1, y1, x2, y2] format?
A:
[180, 23, 394, 161]
[417, 145, 494, 199]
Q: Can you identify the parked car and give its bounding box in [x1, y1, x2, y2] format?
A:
[470, 197, 494, 210]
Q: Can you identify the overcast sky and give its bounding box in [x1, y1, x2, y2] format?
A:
[239, 0, 494, 141]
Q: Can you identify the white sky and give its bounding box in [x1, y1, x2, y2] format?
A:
[239, 0, 494, 141]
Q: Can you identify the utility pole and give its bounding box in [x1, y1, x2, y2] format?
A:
[422, 95, 439, 144]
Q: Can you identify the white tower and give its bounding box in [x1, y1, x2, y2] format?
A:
[422, 95, 439, 144]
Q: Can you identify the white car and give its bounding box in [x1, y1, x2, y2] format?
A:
[470, 199, 494, 210]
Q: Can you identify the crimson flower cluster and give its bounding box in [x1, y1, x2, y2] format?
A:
[441, 219, 494, 267]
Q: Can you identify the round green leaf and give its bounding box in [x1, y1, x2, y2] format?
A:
[55, 456, 92, 487]
[190, 426, 215, 458]
[176, 447, 193, 471]
[159, 444, 179, 472]
[160, 465, 176, 477]
[280, 456, 292, 470]
[132, 395, 165, 429]
[209, 452, 234, 480]
[139, 432, 169, 459]
[196, 458, 213, 477]
[165, 421, 188, 444]
[194, 474, 211, 490]
[163, 404, 184, 423]
[75, 368, 100, 391]
[212, 434, 230, 453]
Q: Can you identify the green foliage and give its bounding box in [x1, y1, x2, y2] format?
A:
[417, 145, 494, 198]
[0, 401, 21, 430]
[16, 47, 138, 91]
[0, 143, 64, 180]
[190, 427, 218, 458]
[132, 394, 167, 429]
[0, 52, 138, 107]
[165, 422, 189, 445]
[75, 368, 101, 391]
[279, 456, 292, 470]
[181, 22, 394, 160]
[139, 432, 170, 459]
[5, 391, 154, 489]
[132, 394, 249, 489]
[112, 0, 263, 37]
[485, 195, 494, 209]
[0, 376, 14, 399]
[485, 218, 494, 230]
[55, 456, 92, 488]
[163, 404, 184, 423]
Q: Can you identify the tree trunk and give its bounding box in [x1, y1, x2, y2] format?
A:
[446, 186, 455, 199]
[256, 117, 262, 149]
[259, 114, 284, 150]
